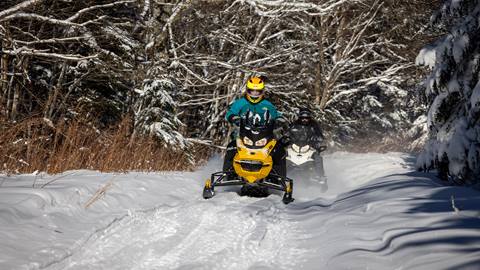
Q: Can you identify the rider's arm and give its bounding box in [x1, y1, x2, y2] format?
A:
[225, 99, 245, 124]
[312, 121, 325, 141]
[310, 122, 327, 151]
[262, 99, 280, 120]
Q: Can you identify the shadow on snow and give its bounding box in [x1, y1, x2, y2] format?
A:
[286, 155, 480, 269]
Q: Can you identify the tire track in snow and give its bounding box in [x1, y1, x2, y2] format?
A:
[47, 192, 307, 270]
[40, 152, 421, 270]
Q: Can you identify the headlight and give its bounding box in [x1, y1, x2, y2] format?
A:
[300, 145, 310, 153]
[255, 138, 267, 147]
[292, 144, 300, 152]
[243, 137, 253, 146]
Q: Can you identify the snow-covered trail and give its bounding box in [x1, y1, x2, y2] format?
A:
[1, 152, 480, 270]
[49, 187, 304, 270]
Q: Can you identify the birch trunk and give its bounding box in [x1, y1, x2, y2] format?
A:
[11, 83, 19, 121]
[10, 57, 27, 121]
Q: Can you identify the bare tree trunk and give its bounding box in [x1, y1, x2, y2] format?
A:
[210, 86, 219, 138]
[5, 57, 16, 120]
[314, 15, 325, 105]
[10, 56, 27, 121]
[1, 37, 9, 117]
[319, 9, 347, 110]
[44, 62, 67, 119]
[319, 79, 333, 110]
[11, 82, 19, 121]
[334, 10, 348, 61]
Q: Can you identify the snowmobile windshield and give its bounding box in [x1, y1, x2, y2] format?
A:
[289, 126, 314, 147]
[239, 120, 274, 149]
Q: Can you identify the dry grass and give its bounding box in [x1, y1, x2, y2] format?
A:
[0, 116, 207, 174]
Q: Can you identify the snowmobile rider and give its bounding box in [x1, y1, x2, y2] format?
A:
[223, 75, 287, 178]
[288, 108, 327, 179]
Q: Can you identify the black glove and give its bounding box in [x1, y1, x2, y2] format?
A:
[273, 116, 289, 138]
[275, 116, 289, 130]
[229, 115, 241, 126]
[279, 135, 291, 146]
[314, 142, 327, 152]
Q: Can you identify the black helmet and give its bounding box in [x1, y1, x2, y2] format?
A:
[298, 108, 313, 125]
[298, 108, 312, 119]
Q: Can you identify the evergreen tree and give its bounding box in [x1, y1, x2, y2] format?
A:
[416, 0, 480, 184]
[134, 75, 187, 149]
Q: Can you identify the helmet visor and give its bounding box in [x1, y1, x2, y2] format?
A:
[246, 88, 263, 98]
[300, 117, 310, 124]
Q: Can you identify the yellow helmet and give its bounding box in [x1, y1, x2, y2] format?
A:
[245, 76, 265, 103]
[246, 76, 265, 90]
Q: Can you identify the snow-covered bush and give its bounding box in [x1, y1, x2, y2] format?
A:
[416, 0, 480, 184]
[134, 77, 188, 149]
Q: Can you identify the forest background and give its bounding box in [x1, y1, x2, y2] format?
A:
[1, 0, 478, 185]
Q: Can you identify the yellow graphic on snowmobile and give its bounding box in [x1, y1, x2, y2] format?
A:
[233, 138, 277, 184]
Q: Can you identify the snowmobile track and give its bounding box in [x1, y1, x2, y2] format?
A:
[48, 195, 306, 270]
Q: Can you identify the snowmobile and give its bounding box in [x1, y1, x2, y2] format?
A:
[203, 115, 294, 204]
[286, 126, 328, 192]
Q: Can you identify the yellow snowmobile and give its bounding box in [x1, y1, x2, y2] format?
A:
[203, 117, 294, 204]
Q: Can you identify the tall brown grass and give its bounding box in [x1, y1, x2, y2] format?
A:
[0, 115, 209, 174]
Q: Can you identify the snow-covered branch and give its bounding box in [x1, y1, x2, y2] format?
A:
[242, 0, 359, 15]
[66, 0, 134, 22]
[1, 13, 82, 27]
[0, 0, 45, 19]
[2, 48, 98, 61]
[17, 36, 89, 45]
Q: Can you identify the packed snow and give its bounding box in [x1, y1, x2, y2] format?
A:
[1, 152, 479, 270]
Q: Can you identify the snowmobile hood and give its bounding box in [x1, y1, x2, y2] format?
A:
[233, 138, 276, 184]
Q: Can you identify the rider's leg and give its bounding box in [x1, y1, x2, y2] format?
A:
[271, 144, 287, 177]
[222, 140, 237, 172]
[313, 153, 326, 178]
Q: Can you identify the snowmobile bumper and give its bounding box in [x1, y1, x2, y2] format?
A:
[202, 171, 294, 204]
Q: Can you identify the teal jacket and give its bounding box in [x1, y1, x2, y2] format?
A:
[225, 96, 279, 124]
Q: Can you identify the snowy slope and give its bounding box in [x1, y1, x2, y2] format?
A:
[1, 152, 479, 270]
